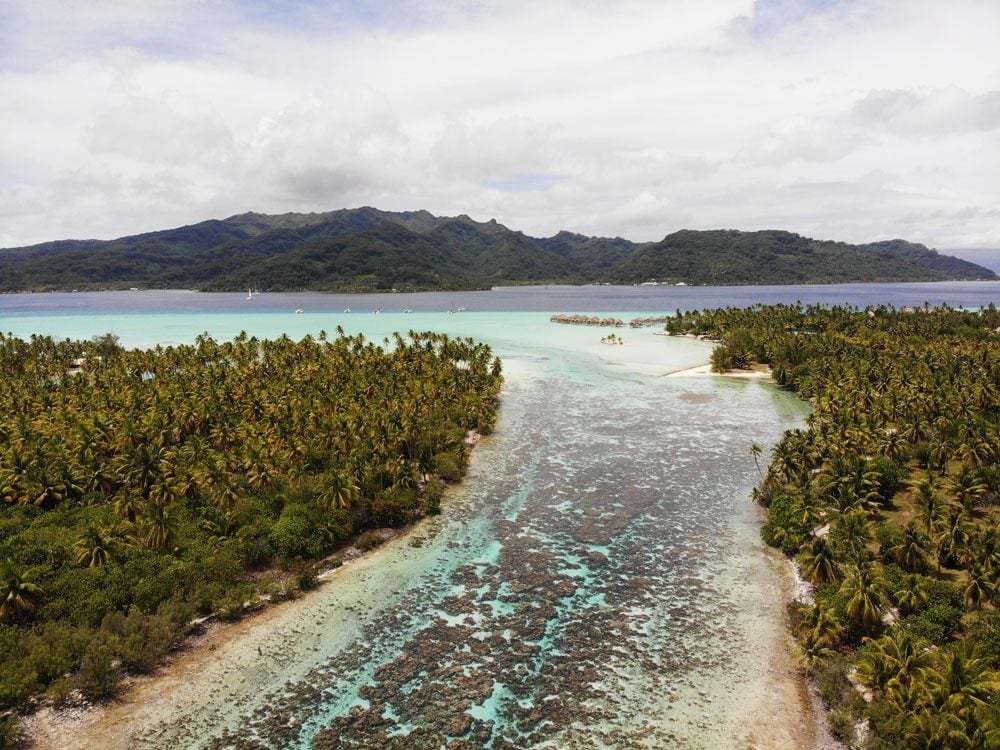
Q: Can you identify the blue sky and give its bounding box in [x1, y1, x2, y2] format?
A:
[0, 0, 998, 249]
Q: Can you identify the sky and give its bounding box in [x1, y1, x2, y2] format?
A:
[1, 0, 998, 249]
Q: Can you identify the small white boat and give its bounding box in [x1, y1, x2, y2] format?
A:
[295, 309, 304, 314]
[246, 288, 253, 300]
[344, 308, 351, 313]
[404, 309, 412, 314]
[373, 309, 381, 315]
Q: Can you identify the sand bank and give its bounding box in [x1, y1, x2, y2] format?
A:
[664, 363, 773, 379]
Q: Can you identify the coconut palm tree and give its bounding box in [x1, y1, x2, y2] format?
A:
[910, 472, 947, 534]
[0, 560, 44, 624]
[749, 443, 764, 479]
[73, 525, 120, 567]
[798, 536, 840, 585]
[890, 522, 930, 573]
[840, 560, 889, 630]
[947, 465, 987, 514]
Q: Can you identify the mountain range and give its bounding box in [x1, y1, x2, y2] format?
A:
[0, 207, 994, 292]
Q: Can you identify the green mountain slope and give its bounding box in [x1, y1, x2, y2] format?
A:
[0, 211, 994, 291]
[608, 230, 993, 285]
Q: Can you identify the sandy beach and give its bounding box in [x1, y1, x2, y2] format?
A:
[664, 363, 773, 379]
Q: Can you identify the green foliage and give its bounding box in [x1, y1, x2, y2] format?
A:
[899, 602, 963, 645]
[431, 451, 466, 482]
[0, 210, 992, 293]
[610, 228, 993, 286]
[760, 494, 808, 554]
[0, 712, 23, 750]
[356, 532, 383, 553]
[75, 642, 118, 700]
[270, 504, 327, 559]
[423, 478, 446, 516]
[0, 330, 501, 711]
[676, 302, 1000, 742]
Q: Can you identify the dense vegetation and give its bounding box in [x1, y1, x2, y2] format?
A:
[0, 208, 992, 292]
[667, 304, 1000, 748]
[611, 230, 994, 286]
[0, 330, 502, 738]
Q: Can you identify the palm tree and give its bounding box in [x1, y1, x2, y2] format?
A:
[893, 573, 930, 615]
[928, 642, 997, 715]
[749, 443, 764, 479]
[317, 469, 360, 511]
[73, 525, 119, 567]
[910, 472, 946, 534]
[798, 536, 840, 585]
[840, 560, 888, 630]
[947, 466, 987, 514]
[0, 560, 44, 624]
[889, 522, 930, 573]
[962, 566, 994, 609]
[831, 509, 873, 563]
[904, 710, 967, 749]
[136, 501, 179, 551]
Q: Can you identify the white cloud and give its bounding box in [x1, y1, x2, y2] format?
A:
[0, 0, 999, 248]
[853, 86, 1000, 135]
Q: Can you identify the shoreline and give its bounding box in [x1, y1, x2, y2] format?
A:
[23, 516, 435, 749]
[663, 362, 773, 379]
[22, 429, 486, 749]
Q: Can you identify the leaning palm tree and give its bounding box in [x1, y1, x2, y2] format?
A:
[0, 560, 44, 624]
[749, 443, 764, 479]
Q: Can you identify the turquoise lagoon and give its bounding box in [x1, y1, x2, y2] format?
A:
[7, 294, 826, 748]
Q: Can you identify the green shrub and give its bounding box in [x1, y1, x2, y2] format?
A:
[423, 479, 446, 515]
[900, 602, 962, 645]
[431, 451, 466, 482]
[215, 587, 254, 622]
[356, 532, 383, 553]
[75, 642, 119, 700]
[45, 676, 74, 708]
[370, 487, 418, 527]
[761, 494, 809, 554]
[867, 457, 904, 505]
[270, 504, 326, 559]
[0, 712, 24, 749]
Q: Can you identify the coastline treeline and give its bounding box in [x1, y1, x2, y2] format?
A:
[0, 330, 502, 736]
[667, 304, 1000, 749]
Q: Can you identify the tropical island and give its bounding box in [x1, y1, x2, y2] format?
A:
[667, 304, 1000, 748]
[0, 207, 993, 293]
[0, 330, 503, 744]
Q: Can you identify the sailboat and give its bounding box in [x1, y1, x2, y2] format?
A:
[246, 288, 253, 300]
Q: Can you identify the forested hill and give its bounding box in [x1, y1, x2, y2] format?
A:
[0, 208, 994, 292]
